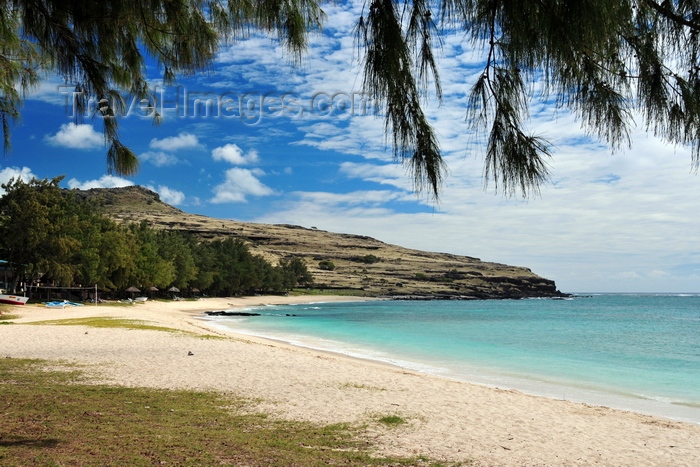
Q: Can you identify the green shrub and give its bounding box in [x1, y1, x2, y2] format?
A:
[377, 414, 407, 426]
[348, 254, 381, 264]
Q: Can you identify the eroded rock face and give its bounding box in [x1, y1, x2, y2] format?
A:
[79, 186, 568, 300]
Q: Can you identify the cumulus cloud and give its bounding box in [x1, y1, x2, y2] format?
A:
[0, 166, 36, 195]
[139, 151, 180, 167]
[293, 190, 408, 207]
[45, 123, 103, 149]
[17, 0, 697, 294]
[210, 168, 274, 203]
[146, 185, 186, 205]
[139, 133, 204, 167]
[211, 144, 259, 165]
[67, 175, 133, 190]
[149, 133, 202, 151]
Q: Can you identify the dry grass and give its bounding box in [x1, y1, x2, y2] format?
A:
[1, 358, 459, 466]
[82, 186, 563, 299]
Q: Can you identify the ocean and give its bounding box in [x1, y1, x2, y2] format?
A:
[202, 294, 700, 425]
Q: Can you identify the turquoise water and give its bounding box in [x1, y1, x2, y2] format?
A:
[204, 294, 700, 424]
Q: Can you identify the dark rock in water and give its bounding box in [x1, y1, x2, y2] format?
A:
[205, 311, 261, 316]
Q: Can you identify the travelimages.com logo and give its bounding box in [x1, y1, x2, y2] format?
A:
[59, 86, 383, 125]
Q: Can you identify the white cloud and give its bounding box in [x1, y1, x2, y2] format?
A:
[140, 151, 180, 167]
[140, 133, 204, 167]
[176, 0, 700, 295]
[149, 133, 203, 151]
[25, 79, 79, 106]
[340, 162, 416, 191]
[67, 175, 133, 190]
[293, 190, 409, 207]
[210, 168, 274, 203]
[211, 144, 259, 165]
[0, 166, 37, 195]
[146, 185, 186, 205]
[11, 0, 700, 295]
[45, 123, 103, 149]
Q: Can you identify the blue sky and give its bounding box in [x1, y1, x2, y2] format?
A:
[2, 1, 700, 294]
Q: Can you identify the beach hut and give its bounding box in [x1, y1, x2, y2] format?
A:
[167, 286, 180, 299]
[125, 286, 140, 299]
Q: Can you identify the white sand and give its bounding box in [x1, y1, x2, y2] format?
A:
[2, 296, 699, 465]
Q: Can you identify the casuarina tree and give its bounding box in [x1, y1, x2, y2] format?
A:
[2, 1, 700, 198]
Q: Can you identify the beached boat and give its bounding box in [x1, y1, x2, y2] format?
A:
[0, 294, 29, 305]
[44, 300, 83, 308]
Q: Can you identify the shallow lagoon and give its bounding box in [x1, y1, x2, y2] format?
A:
[207, 294, 700, 424]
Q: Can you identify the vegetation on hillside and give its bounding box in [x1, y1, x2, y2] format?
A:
[77, 185, 566, 299]
[0, 177, 312, 297]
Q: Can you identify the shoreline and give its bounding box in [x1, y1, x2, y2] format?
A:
[2, 295, 700, 465]
[202, 300, 700, 427]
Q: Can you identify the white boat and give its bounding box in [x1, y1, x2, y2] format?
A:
[0, 294, 29, 305]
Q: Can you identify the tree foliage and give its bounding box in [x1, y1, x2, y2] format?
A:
[356, 0, 700, 197]
[279, 256, 314, 288]
[0, 0, 323, 172]
[0, 177, 312, 295]
[0, 176, 67, 289]
[3, 1, 700, 197]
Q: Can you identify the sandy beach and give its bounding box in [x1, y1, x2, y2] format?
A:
[2, 296, 699, 465]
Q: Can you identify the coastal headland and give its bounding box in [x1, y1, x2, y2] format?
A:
[74, 185, 567, 300]
[2, 296, 699, 465]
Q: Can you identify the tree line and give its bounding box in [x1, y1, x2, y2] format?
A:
[0, 177, 313, 297]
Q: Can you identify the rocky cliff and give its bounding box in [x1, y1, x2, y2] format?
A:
[75, 186, 567, 299]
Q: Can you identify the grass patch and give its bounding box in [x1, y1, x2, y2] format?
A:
[29, 317, 184, 332]
[340, 382, 387, 391]
[0, 308, 19, 322]
[0, 358, 433, 466]
[376, 414, 408, 426]
[26, 317, 226, 339]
